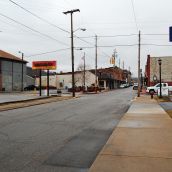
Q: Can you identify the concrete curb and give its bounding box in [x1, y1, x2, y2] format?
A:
[0, 96, 73, 112]
[0, 96, 54, 106]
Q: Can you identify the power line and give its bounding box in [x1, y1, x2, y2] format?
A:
[0, 12, 68, 46]
[98, 44, 138, 47]
[130, 0, 139, 32]
[8, 0, 70, 34]
[77, 43, 172, 48]
[75, 36, 95, 46]
[27, 48, 70, 57]
[25, 43, 172, 58]
[77, 33, 168, 39]
[99, 50, 110, 57]
[142, 43, 172, 46]
[141, 33, 168, 36]
[78, 34, 137, 38]
[97, 44, 172, 47]
[8, 0, 94, 47]
[97, 34, 137, 38]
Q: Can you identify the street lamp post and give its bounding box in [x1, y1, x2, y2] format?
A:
[18, 51, 24, 91]
[63, 9, 80, 97]
[158, 58, 162, 98]
[95, 35, 98, 93]
[137, 31, 141, 97]
[75, 48, 86, 92]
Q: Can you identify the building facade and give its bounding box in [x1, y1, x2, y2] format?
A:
[35, 67, 131, 90]
[56, 67, 131, 90]
[0, 50, 27, 91]
[145, 55, 172, 86]
[97, 67, 131, 89]
[57, 71, 96, 89]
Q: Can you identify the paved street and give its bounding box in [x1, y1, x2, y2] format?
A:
[0, 88, 134, 172]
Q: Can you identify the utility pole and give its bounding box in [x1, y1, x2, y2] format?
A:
[47, 69, 49, 96]
[19, 51, 24, 91]
[113, 49, 117, 67]
[119, 58, 121, 68]
[63, 9, 80, 97]
[138, 30, 141, 97]
[83, 52, 86, 90]
[95, 35, 98, 93]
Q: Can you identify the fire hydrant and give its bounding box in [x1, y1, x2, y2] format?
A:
[150, 92, 154, 99]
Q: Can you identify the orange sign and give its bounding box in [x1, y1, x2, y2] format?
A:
[32, 61, 56, 70]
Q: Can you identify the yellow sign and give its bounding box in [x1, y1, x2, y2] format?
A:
[110, 57, 115, 65]
[32, 61, 56, 70]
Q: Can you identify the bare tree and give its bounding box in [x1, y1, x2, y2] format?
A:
[77, 63, 91, 86]
[68, 64, 91, 87]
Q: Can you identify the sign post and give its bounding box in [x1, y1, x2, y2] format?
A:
[39, 69, 42, 96]
[32, 61, 56, 96]
[169, 27, 172, 42]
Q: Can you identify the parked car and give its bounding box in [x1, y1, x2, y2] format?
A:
[146, 83, 172, 94]
[120, 83, 129, 88]
[133, 83, 138, 90]
[120, 84, 125, 88]
[24, 85, 38, 91]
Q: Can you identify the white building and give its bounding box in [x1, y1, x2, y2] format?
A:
[57, 71, 97, 89]
[35, 74, 57, 88]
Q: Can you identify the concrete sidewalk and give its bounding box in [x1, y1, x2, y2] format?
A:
[0, 91, 73, 104]
[89, 95, 172, 172]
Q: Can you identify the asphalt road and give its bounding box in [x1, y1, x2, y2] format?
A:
[0, 88, 134, 172]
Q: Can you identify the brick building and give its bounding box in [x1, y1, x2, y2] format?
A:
[0, 50, 27, 91]
[145, 55, 172, 86]
[96, 67, 130, 89]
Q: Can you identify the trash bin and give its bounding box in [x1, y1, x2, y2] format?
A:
[57, 89, 62, 96]
[158, 88, 169, 96]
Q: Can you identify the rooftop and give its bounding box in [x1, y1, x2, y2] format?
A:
[0, 50, 27, 63]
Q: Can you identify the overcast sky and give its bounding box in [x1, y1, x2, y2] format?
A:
[0, 0, 172, 76]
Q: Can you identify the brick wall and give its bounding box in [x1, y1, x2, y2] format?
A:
[150, 56, 172, 86]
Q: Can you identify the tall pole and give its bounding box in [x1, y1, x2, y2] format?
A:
[160, 62, 162, 98]
[138, 30, 141, 97]
[39, 69, 42, 96]
[70, 12, 75, 97]
[47, 69, 49, 96]
[21, 52, 24, 92]
[95, 35, 98, 93]
[119, 58, 120, 68]
[158, 58, 162, 98]
[19, 51, 24, 91]
[63, 9, 80, 97]
[113, 49, 117, 68]
[122, 61, 124, 70]
[83, 52, 86, 90]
